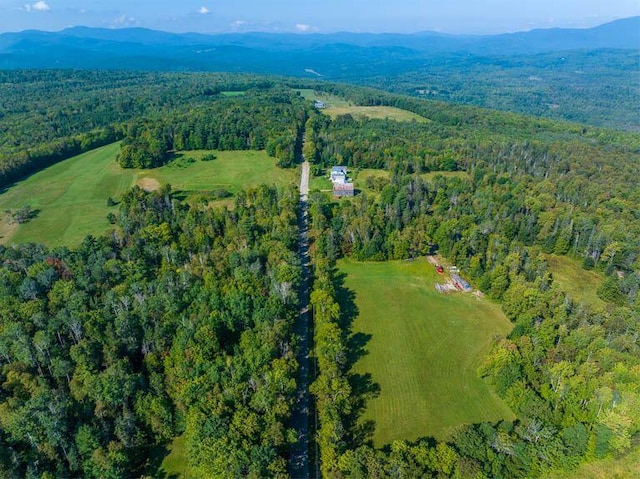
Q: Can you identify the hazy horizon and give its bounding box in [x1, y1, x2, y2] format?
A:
[0, 0, 638, 35]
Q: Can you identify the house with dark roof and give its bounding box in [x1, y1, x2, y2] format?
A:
[333, 182, 355, 197]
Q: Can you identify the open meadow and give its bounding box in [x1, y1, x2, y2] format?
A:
[542, 446, 640, 479]
[337, 258, 515, 445]
[0, 143, 134, 247]
[296, 88, 428, 122]
[543, 254, 606, 309]
[0, 144, 297, 247]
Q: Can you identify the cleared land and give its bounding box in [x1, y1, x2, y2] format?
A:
[157, 436, 194, 479]
[297, 89, 428, 122]
[309, 168, 469, 198]
[337, 258, 514, 445]
[542, 446, 640, 479]
[0, 145, 296, 247]
[0, 143, 135, 247]
[544, 254, 606, 309]
[146, 150, 297, 196]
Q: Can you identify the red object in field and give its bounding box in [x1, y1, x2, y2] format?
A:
[436, 265, 444, 274]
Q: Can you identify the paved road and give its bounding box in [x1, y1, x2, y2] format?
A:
[288, 149, 313, 478]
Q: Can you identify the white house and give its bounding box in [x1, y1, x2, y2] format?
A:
[330, 166, 348, 184]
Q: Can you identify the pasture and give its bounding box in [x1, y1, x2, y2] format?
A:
[296, 89, 428, 122]
[0, 143, 135, 247]
[0, 144, 296, 247]
[337, 258, 514, 445]
[146, 149, 297, 196]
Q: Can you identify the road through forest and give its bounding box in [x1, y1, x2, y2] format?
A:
[288, 143, 313, 478]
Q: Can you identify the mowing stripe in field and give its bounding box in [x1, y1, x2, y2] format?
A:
[337, 258, 515, 445]
[0, 145, 297, 247]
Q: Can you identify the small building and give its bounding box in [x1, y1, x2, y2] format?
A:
[314, 100, 327, 109]
[333, 182, 355, 197]
[451, 273, 472, 292]
[330, 166, 348, 184]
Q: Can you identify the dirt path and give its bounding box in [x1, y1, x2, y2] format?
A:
[288, 136, 313, 479]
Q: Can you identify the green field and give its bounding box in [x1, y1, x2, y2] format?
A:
[157, 436, 194, 479]
[542, 446, 640, 479]
[297, 89, 428, 122]
[544, 254, 606, 309]
[0, 144, 297, 247]
[0, 143, 135, 247]
[147, 150, 297, 196]
[337, 258, 514, 445]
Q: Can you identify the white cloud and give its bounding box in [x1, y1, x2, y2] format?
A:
[198, 6, 210, 15]
[295, 23, 318, 33]
[112, 14, 138, 27]
[24, 1, 51, 12]
[230, 20, 247, 30]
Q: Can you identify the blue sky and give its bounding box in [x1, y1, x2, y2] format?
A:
[1, 0, 638, 34]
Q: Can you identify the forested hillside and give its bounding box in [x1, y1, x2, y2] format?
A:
[1, 18, 638, 130]
[0, 71, 285, 186]
[0, 185, 302, 477]
[0, 73, 639, 478]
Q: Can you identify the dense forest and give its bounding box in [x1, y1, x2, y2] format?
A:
[0, 185, 302, 477]
[350, 49, 640, 132]
[0, 72, 639, 477]
[2, 70, 638, 188]
[0, 71, 284, 186]
[117, 90, 307, 169]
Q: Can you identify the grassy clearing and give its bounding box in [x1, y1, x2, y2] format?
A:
[0, 142, 135, 247]
[337, 258, 514, 445]
[296, 88, 428, 122]
[324, 105, 428, 122]
[219, 90, 246, 97]
[421, 171, 469, 181]
[0, 145, 296, 247]
[542, 446, 640, 479]
[146, 150, 297, 196]
[308, 168, 384, 198]
[157, 436, 194, 479]
[543, 254, 606, 309]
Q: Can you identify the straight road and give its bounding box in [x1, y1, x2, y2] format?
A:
[288, 146, 313, 478]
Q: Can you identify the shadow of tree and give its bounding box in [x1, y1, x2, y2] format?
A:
[333, 268, 381, 446]
[139, 442, 180, 479]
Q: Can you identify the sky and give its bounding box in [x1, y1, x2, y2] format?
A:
[0, 0, 638, 34]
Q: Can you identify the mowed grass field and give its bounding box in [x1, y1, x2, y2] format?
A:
[147, 149, 297, 196]
[0, 143, 135, 247]
[0, 144, 297, 247]
[296, 89, 428, 122]
[337, 258, 514, 445]
[543, 254, 606, 309]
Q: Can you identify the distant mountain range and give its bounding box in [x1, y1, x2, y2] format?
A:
[0, 17, 638, 74]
